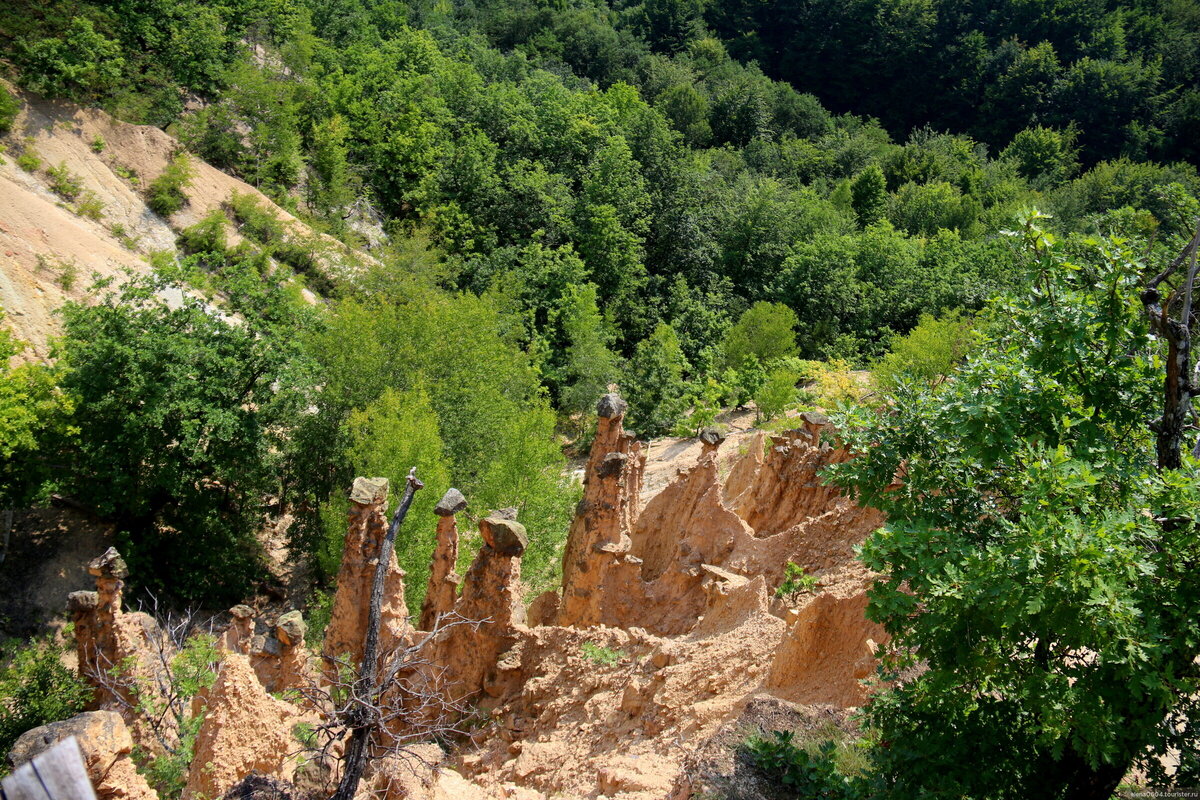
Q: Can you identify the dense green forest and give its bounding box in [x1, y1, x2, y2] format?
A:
[2, 0, 1198, 624]
[2, 0, 1200, 793]
[1, 0, 1198, 624]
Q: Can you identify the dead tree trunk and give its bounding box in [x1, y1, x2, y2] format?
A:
[1141, 217, 1200, 471]
[330, 468, 423, 800]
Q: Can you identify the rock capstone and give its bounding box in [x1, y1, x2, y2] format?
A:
[435, 488, 468, 516]
[596, 393, 627, 419]
[481, 517, 528, 557]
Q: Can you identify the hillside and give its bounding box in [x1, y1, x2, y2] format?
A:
[0, 84, 363, 357]
[2, 0, 1200, 798]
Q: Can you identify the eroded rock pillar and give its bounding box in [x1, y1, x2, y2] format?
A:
[323, 477, 412, 679]
[556, 394, 647, 628]
[420, 488, 466, 631]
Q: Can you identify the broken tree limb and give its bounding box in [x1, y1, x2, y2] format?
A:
[331, 467, 423, 800]
[1142, 217, 1200, 471]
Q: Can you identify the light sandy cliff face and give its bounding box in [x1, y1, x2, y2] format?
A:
[0, 84, 351, 359]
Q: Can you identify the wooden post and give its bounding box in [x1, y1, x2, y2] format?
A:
[1, 737, 96, 800]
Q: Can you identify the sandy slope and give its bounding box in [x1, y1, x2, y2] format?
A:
[0, 85, 351, 359]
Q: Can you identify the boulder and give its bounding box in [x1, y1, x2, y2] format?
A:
[434, 488, 467, 516]
[9, 711, 157, 800]
[480, 518, 528, 557]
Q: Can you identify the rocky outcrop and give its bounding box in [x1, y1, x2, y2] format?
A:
[628, 439, 755, 635]
[457, 613, 786, 799]
[720, 431, 765, 508]
[219, 605, 255, 655]
[420, 488, 466, 631]
[250, 610, 317, 694]
[68, 548, 165, 729]
[556, 394, 647, 628]
[47, 400, 891, 800]
[421, 515, 529, 703]
[728, 413, 859, 537]
[9, 711, 158, 800]
[766, 592, 887, 707]
[323, 477, 412, 678]
[185, 654, 302, 800]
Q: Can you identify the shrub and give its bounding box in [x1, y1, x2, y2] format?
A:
[580, 642, 624, 666]
[0, 86, 19, 135]
[146, 153, 194, 217]
[742, 730, 865, 799]
[754, 365, 800, 422]
[124, 633, 219, 799]
[16, 146, 41, 173]
[109, 222, 139, 250]
[46, 162, 83, 201]
[227, 191, 284, 245]
[0, 636, 92, 770]
[89, 136, 105, 154]
[811, 359, 863, 408]
[176, 209, 228, 256]
[75, 191, 104, 221]
[872, 310, 977, 394]
[57, 259, 79, 290]
[304, 590, 334, 653]
[16, 18, 124, 101]
[774, 561, 819, 603]
[113, 165, 140, 185]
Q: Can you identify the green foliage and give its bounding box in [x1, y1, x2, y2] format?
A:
[0, 86, 19, 135]
[56, 259, 79, 291]
[810, 360, 862, 408]
[850, 164, 888, 228]
[675, 375, 725, 436]
[754, 365, 799, 422]
[295, 278, 577, 596]
[580, 642, 624, 667]
[1001, 126, 1079, 187]
[723, 302, 799, 370]
[16, 18, 124, 100]
[318, 386, 451, 616]
[0, 636, 92, 770]
[15, 148, 40, 173]
[176, 209, 228, 256]
[888, 181, 979, 236]
[307, 115, 356, 215]
[146, 153, 194, 217]
[872, 310, 976, 393]
[303, 589, 334, 652]
[557, 282, 619, 419]
[46, 162, 82, 201]
[89, 136, 105, 154]
[228, 192, 285, 244]
[126, 633, 219, 799]
[773, 561, 818, 603]
[742, 730, 864, 799]
[830, 212, 1200, 796]
[75, 191, 104, 221]
[0, 314, 75, 509]
[56, 267, 315, 604]
[624, 322, 689, 437]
